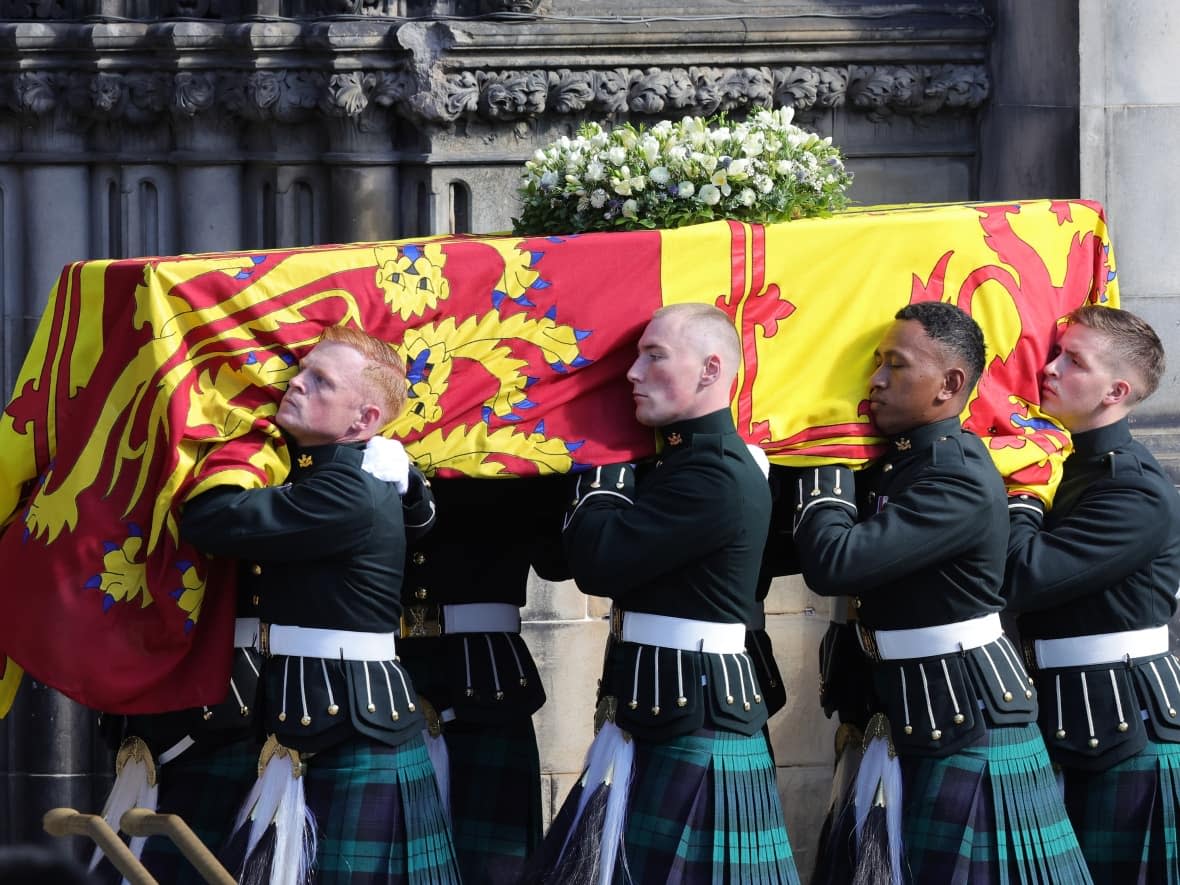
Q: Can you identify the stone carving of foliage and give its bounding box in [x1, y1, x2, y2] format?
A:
[173, 71, 217, 117]
[628, 68, 669, 115]
[0, 0, 66, 19]
[774, 66, 818, 110]
[17, 71, 57, 116]
[124, 72, 169, 124]
[814, 67, 848, 109]
[547, 69, 593, 115]
[370, 71, 414, 109]
[478, 69, 546, 120]
[590, 69, 629, 116]
[663, 68, 696, 110]
[689, 66, 723, 116]
[324, 72, 372, 116]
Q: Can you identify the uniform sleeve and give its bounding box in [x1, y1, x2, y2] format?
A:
[563, 456, 741, 598]
[1003, 473, 1173, 613]
[402, 466, 437, 543]
[794, 461, 989, 596]
[180, 463, 377, 560]
[528, 476, 573, 582]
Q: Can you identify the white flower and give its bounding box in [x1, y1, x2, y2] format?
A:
[676, 181, 695, 198]
[727, 158, 751, 179]
[649, 165, 671, 185]
[640, 136, 661, 165]
[590, 189, 608, 208]
[608, 146, 627, 166]
[622, 199, 639, 218]
[619, 128, 638, 149]
[612, 178, 633, 196]
[697, 184, 722, 205]
[540, 171, 559, 189]
[630, 175, 647, 192]
[585, 161, 605, 182]
[738, 188, 757, 207]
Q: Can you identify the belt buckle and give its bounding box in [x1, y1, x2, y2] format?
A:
[855, 622, 882, 663]
[258, 622, 271, 657]
[401, 603, 442, 638]
[609, 607, 624, 640]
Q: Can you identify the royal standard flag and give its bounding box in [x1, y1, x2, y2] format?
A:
[0, 199, 1116, 714]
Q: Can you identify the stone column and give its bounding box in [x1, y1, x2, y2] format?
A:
[1080, 0, 1180, 428]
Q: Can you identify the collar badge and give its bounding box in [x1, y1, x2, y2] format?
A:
[298, 453, 313, 468]
[894, 438, 911, 451]
[666, 432, 683, 446]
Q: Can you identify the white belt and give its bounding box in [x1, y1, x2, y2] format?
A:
[1034, 625, 1169, 669]
[263, 625, 397, 661]
[621, 612, 747, 654]
[864, 612, 1003, 661]
[234, 617, 260, 649]
[444, 603, 521, 634]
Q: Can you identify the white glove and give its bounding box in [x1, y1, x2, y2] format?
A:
[746, 443, 770, 480]
[362, 436, 410, 495]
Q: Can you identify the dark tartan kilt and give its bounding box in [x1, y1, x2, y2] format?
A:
[445, 717, 542, 885]
[95, 737, 259, 885]
[620, 728, 799, 885]
[1064, 736, 1180, 885]
[901, 722, 1093, 885]
[304, 734, 461, 885]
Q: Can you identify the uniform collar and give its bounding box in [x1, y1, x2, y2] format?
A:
[287, 440, 365, 476]
[886, 416, 962, 454]
[658, 408, 736, 449]
[1070, 417, 1132, 459]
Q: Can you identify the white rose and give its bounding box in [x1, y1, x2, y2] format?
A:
[620, 129, 638, 149]
[630, 175, 647, 192]
[676, 181, 695, 198]
[667, 145, 688, 162]
[641, 136, 661, 165]
[585, 161, 605, 182]
[697, 184, 722, 205]
[622, 198, 639, 219]
[608, 146, 628, 166]
[775, 159, 793, 176]
[612, 178, 633, 196]
[649, 165, 670, 185]
[755, 174, 774, 193]
[590, 189, 608, 208]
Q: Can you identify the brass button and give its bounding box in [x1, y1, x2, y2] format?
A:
[300, 715, 311, 726]
[327, 704, 339, 716]
[415, 587, 428, 600]
[412, 552, 426, 566]
[953, 713, 965, 725]
[904, 725, 913, 735]
[931, 729, 942, 740]
[1002, 691, 1013, 702]
[1055, 728, 1066, 739]
[251, 564, 262, 575]
[1118, 721, 1129, 732]
[854, 597, 862, 609]
[882, 463, 893, 472]
[1088, 737, 1099, 748]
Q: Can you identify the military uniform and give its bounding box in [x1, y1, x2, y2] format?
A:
[535, 408, 798, 884]
[95, 577, 263, 885]
[1004, 417, 1180, 883]
[398, 475, 568, 885]
[792, 417, 1091, 884]
[180, 441, 460, 885]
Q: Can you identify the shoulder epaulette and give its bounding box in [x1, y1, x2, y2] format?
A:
[1107, 450, 1145, 479]
[929, 433, 967, 467]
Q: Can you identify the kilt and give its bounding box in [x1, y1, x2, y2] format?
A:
[1064, 736, 1180, 885]
[445, 717, 542, 885]
[95, 737, 259, 885]
[303, 734, 461, 885]
[620, 728, 799, 884]
[902, 722, 1092, 885]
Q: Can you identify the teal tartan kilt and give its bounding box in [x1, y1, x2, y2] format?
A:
[445, 717, 543, 885]
[621, 728, 799, 885]
[901, 722, 1093, 885]
[303, 734, 461, 885]
[97, 738, 259, 885]
[1064, 736, 1180, 885]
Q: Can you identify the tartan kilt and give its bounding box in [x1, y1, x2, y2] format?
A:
[445, 717, 542, 885]
[94, 737, 259, 885]
[620, 728, 799, 884]
[902, 722, 1092, 885]
[1064, 736, 1180, 885]
[304, 734, 461, 885]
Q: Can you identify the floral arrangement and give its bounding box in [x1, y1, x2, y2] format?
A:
[513, 106, 853, 235]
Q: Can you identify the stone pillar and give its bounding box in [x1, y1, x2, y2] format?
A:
[1080, 0, 1180, 430]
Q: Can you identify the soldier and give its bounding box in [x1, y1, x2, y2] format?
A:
[1003, 306, 1180, 884]
[791, 302, 1091, 883]
[533, 302, 798, 883]
[179, 325, 459, 884]
[93, 577, 262, 885]
[397, 474, 569, 885]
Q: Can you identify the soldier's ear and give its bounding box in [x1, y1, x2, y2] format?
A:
[353, 403, 383, 436]
[699, 353, 722, 388]
[939, 366, 967, 402]
[1104, 377, 1133, 407]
